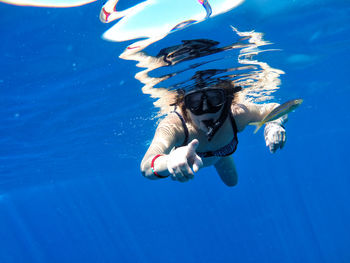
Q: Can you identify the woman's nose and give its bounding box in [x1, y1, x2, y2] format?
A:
[202, 98, 209, 111]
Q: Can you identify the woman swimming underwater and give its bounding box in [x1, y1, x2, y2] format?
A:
[140, 80, 287, 186]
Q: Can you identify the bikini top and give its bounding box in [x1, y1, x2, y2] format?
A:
[172, 111, 238, 158]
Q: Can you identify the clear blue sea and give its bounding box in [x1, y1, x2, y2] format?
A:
[1, 0, 350, 262]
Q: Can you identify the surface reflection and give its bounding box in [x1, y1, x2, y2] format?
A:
[118, 27, 284, 118]
[100, 0, 244, 51]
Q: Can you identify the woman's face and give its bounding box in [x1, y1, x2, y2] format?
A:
[188, 106, 224, 132]
[184, 87, 226, 132]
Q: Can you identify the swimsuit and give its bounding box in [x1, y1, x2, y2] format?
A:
[172, 111, 238, 158]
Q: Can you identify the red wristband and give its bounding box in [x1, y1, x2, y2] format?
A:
[151, 154, 168, 178]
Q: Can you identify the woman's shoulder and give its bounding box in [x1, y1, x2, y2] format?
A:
[159, 111, 184, 127]
[159, 111, 193, 146]
[231, 103, 249, 116]
[231, 103, 253, 132]
[156, 111, 188, 136]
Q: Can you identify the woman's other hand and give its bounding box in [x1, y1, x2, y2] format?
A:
[167, 139, 203, 182]
[264, 122, 286, 153]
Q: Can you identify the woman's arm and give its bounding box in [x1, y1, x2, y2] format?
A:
[233, 102, 287, 153]
[140, 114, 203, 181]
[140, 115, 182, 179]
[232, 102, 287, 131]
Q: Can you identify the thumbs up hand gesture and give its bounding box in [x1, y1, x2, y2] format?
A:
[167, 139, 203, 182]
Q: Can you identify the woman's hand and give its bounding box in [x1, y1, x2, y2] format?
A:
[264, 122, 286, 153]
[167, 139, 203, 182]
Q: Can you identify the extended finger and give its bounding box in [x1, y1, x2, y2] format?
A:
[179, 161, 194, 179]
[168, 165, 177, 180]
[269, 144, 277, 153]
[275, 131, 282, 149]
[272, 132, 279, 144]
[187, 139, 199, 154]
[277, 131, 282, 144]
[174, 167, 189, 182]
[192, 155, 203, 173]
[281, 132, 286, 149]
[168, 165, 174, 175]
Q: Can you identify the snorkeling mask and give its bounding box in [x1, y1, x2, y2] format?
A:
[184, 87, 226, 115]
[184, 86, 234, 141]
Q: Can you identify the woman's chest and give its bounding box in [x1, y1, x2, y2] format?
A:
[188, 119, 235, 152]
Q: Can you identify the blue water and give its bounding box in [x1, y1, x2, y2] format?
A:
[1, 1, 350, 262]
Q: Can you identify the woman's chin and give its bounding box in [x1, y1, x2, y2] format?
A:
[198, 119, 215, 133]
[199, 123, 209, 133]
[189, 110, 221, 133]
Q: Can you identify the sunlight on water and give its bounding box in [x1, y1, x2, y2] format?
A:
[0, 0, 96, 7]
[1, 0, 284, 121]
[117, 27, 284, 118]
[232, 27, 285, 103]
[95, 1, 284, 118]
[101, 0, 244, 50]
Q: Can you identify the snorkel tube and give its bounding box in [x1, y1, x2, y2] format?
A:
[205, 90, 233, 141]
[201, 80, 241, 141]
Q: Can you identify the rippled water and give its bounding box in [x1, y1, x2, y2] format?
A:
[0, 1, 350, 262]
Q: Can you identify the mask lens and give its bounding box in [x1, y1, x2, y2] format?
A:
[206, 89, 225, 107]
[184, 88, 226, 115]
[185, 92, 203, 111]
